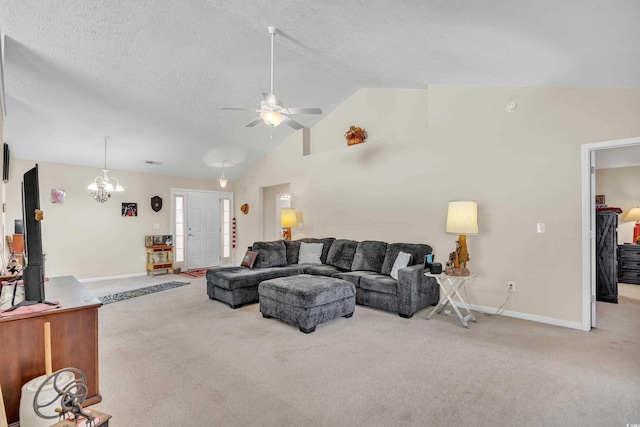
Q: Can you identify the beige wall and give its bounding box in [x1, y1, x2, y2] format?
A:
[596, 165, 640, 243]
[5, 158, 226, 279]
[234, 86, 640, 327]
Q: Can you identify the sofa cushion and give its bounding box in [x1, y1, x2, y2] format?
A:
[326, 239, 358, 271]
[351, 240, 388, 273]
[298, 237, 336, 264]
[333, 271, 371, 288]
[284, 240, 301, 265]
[206, 266, 302, 290]
[360, 273, 398, 296]
[303, 264, 342, 277]
[253, 240, 287, 268]
[381, 243, 432, 276]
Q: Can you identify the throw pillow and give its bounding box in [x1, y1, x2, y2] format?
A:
[390, 251, 412, 280]
[298, 242, 323, 264]
[241, 250, 258, 269]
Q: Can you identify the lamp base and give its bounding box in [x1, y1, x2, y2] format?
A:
[282, 228, 292, 240]
[445, 267, 470, 276]
[634, 222, 640, 243]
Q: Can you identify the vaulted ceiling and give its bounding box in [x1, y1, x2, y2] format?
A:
[1, 1, 639, 181]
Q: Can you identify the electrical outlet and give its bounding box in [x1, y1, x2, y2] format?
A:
[508, 281, 516, 292]
[141, 256, 146, 262]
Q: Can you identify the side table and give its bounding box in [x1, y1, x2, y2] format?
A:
[425, 273, 477, 328]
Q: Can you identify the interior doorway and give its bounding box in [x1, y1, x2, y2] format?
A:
[581, 136, 640, 330]
[261, 183, 291, 240]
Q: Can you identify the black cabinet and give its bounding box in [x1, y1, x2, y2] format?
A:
[618, 244, 640, 285]
[596, 210, 618, 303]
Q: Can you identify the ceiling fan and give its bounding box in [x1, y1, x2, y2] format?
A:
[220, 26, 322, 130]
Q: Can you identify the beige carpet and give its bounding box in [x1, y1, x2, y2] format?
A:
[86, 277, 640, 426]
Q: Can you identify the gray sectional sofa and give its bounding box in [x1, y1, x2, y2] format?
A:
[206, 237, 439, 318]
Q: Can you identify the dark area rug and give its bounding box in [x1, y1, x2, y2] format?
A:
[99, 281, 190, 304]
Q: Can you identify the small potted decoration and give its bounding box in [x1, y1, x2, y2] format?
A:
[345, 125, 367, 146]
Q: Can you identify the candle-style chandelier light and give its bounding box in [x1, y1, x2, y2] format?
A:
[88, 136, 124, 203]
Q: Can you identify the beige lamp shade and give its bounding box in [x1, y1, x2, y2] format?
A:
[624, 207, 640, 222]
[281, 208, 298, 228]
[446, 201, 478, 234]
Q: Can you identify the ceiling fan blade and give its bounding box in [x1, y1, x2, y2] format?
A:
[220, 107, 259, 112]
[245, 117, 263, 127]
[282, 116, 303, 130]
[284, 107, 322, 115]
[262, 92, 277, 106]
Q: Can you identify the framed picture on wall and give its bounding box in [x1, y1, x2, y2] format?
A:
[51, 189, 66, 204]
[122, 202, 138, 217]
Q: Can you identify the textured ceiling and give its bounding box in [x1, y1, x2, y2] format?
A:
[1, 0, 640, 181]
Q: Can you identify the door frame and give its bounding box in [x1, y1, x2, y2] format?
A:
[581, 136, 640, 331]
[170, 188, 233, 269]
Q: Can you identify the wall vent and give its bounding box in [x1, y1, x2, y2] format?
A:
[145, 160, 163, 165]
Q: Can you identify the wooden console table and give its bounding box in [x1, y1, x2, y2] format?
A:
[0, 276, 102, 426]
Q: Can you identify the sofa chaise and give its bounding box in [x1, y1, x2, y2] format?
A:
[206, 237, 439, 318]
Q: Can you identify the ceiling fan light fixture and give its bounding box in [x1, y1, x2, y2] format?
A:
[260, 110, 284, 127]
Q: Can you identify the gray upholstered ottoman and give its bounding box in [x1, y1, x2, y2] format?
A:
[258, 274, 356, 333]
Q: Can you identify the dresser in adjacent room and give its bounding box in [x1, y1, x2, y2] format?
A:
[618, 244, 640, 285]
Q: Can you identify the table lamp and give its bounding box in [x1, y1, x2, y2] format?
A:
[445, 201, 478, 276]
[281, 208, 298, 240]
[624, 207, 640, 243]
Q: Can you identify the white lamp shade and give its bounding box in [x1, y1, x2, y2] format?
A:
[260, 110, 285, 127]
[624, 207, 640, 222]
[281, 208, 298, 227]
[87, 182, 98, 191]
[104, 182, 115, 192]
[219, 178, 228, 188]
[446, 201, 478, 234]
[114, 184, 124, 191]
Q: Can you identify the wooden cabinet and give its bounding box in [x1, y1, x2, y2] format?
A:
[146, 245, 174, 276]
[595, 210, 618, 303]
[618, 244, 640, 285]
[0, 276, 102, 425]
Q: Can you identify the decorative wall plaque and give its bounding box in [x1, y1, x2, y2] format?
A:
[151, 196, 162, 212]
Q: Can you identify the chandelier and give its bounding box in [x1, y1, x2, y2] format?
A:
[88, 136, 124, 203]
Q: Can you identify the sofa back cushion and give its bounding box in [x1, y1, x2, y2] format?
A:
[381, 243, 432, 276]
[326, 239, 358, 271]
[252, 240, 287, 268]
[298, 237, 336, 264]
[283, 240, 301, 265]
[351, 240, 388, 273]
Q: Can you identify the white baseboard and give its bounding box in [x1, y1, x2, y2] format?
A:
[452, 302, 585, 331]
[79, 272, 148, 283]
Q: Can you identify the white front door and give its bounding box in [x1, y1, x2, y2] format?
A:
[187, 191, 220, 269]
